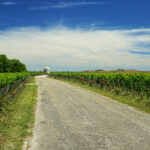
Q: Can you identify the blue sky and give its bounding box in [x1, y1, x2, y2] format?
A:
[0, 0, 150, 29]
[0, 0, 150, 71]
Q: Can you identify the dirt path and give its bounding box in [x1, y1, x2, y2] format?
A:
[29, 76, 150, 150]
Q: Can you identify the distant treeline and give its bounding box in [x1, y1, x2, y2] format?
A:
[0, 55, 27, 73]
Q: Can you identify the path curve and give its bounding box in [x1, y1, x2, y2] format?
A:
[29, 76, 150, 150]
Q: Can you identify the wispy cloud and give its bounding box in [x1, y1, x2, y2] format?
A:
[0, 1, 109, 10]
[0, 26, 150, 71]
[1, 1, 17, 6]
[30, 6, 49, 10]
[51, 2, 108, 8]
[30, 1, 109, 10]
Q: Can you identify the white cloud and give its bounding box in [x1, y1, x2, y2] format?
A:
[1, 2, 17, 6]
[30, 1, 109, 10]
[30, 6, 49, 10]
[51, 2, 108, 8]
[0, 26, 150, 71]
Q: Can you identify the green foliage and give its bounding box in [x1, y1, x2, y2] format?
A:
[0, 72, 44, 89]
[50, 72, 150, 99]
[0, 83, 37, 150]
[0, 54, 27, 73]
[9, 59, 27, 72]
[0, 55, 9, 72]
[0, 73, 30, 89]
[0, 72, 43, 111]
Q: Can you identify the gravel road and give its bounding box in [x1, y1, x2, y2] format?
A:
[29, 76, 150, 150]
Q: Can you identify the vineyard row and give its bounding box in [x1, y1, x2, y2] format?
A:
[50, 72, 150, 100]
[0, 72, 43, 113]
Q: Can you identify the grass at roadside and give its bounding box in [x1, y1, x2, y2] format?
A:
[27, 76, 36, 83]
[0, 77, 37, 150]
[51, 78, 150, 114]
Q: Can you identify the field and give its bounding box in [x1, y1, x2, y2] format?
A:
[0, 73, 30, 88]
[50, 72, 150, 102]
[0, 72, 43, 113]
[0, 77, 37, 150]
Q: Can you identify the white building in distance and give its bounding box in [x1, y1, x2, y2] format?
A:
[44, 66, 50, 74]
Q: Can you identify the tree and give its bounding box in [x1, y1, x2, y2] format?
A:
[0, 54, 27, 73]
[10, 59, 27, 72]
[0, 55, 10, 72]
